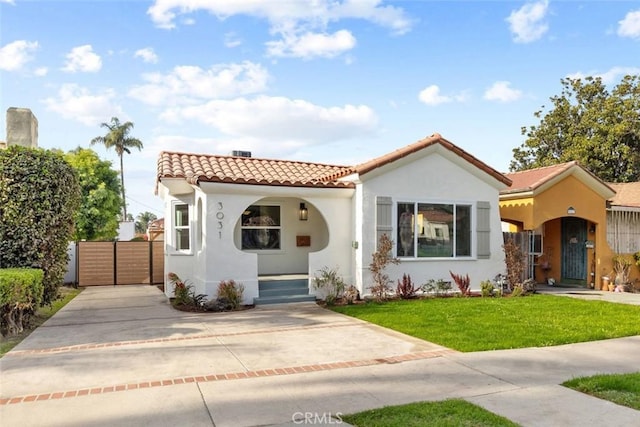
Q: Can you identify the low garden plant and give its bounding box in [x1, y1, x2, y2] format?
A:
[563, 372, 640, 410]
[341, 399, 518, 427]
[168, 272, 248, 312]
[313, 266, 347, 306]
[0, 268, 44, 337]
[330, 295, 640, 352]
[396, 274, 419, 299]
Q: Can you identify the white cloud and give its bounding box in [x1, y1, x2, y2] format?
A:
[567, 66, 640, 85]
[34, 67, 48, 77]
[62, 45, 102, 73]
[0, 40, 39, 71]
[42, 84, 124, 126]
[484, 81, 523, 103]
[224, 32, 242, 48]
[134, 47, 159, 63]
[506, 0, 549, 43]
[418, 85, 468, 106]
[0, 0, 16, 4]
[128, 61, 269, 106]
[266, 29, 356, 59]
[160, 95, 378, 145]
[148, 0, 411, 32]
[147, 0, 411, 58]
[618, 10, 640, 39]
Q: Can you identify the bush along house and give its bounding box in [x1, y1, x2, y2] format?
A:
[156, 133, 512, 304]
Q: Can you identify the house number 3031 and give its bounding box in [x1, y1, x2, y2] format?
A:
[217, 202, 224, 238]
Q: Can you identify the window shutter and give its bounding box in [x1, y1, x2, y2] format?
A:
[376, 196, 393, 249]
[476, 201, 491, 259]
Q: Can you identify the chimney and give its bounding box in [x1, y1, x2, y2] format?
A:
[231, 150, 251, 158]
[6, 107, 38, 148]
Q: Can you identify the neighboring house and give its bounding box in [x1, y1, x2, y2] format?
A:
[147, 218, 165, 241]
[499, 161, 618, 289]
[607, 182, 640, 286]
[156, 133, 512, 304]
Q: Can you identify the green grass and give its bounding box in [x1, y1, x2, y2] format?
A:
[341, 399, 518, 427]
[331, 295, 640, 352]
[0, 286, 82, 357]
[563, 372, 640, 410]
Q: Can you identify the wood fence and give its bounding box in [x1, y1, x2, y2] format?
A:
[76, 241, 164, 286]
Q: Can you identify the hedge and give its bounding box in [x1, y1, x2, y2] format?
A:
[0, 268, 44, 337]
[0, 146, 80, 305]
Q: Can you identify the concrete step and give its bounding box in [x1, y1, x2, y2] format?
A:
[259, 287, 311, 298]
[253, 294, 317, 305]
[258, 279, 309, 290]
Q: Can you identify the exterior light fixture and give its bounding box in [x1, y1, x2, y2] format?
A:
[299, 203, 308, 221]
[567, 207, 576, 215]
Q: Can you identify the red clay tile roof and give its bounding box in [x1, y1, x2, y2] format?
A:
[355, 133, 512, 186]
[502, 162, 579, 193]
[157, 133, 511, 189]
[157, 151, 355, 188]
[608, 182, 640, 208]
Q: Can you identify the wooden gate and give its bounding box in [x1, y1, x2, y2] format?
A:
[77, 241, 164, 286]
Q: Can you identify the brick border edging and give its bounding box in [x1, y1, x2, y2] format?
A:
[0, 349, 456, 405]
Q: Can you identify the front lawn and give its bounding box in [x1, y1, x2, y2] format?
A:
[341, 399, 518, 427]
[331, 295, 640, 352]
[563, 372, 640, 410]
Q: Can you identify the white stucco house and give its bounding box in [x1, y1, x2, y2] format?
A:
[156, 133, 512, 304]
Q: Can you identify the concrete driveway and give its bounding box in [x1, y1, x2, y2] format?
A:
[1, 285, 639, 427]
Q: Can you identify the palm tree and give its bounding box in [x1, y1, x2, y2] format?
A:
[135, 211, 158, 234]
[91, 117, 143, 220]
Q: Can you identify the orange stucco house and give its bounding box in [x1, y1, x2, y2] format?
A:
[498, 161, 640, 290]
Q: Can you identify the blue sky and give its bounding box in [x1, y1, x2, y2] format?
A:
[1, 0, 640, 218]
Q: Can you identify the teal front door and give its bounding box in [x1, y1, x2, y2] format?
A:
[561, 217, 587, 284]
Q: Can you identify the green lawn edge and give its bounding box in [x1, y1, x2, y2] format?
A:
[341, 399, 519, 427]
[330, 294, 640, 352]
[563, 372, 640, 411]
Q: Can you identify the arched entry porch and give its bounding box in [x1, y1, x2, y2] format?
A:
[234, 197, 330, 303]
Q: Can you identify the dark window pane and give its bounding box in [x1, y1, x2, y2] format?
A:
[397, 203, 414, 257]
[417, 203, 453, 257]
[455, 205, 471, 256]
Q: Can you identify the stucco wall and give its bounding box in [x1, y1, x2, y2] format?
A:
[356, 150, 507, 293]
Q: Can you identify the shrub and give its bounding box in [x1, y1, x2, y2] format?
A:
[168, 272, 191, 306]
[0, 268, 44, 337]
[217, 280, 245, 310]
[503, 238, 526, 290]
[634, 251, 640, 270]
[369, 234, 399, 301]
[480, 280, 495, 297]
[0, 146, 81, 305]
[421, 279, 452, 297]
[344, 285, 359, 304]
[450, 271, 471, 296]
[313, 266, 346, 305]
[396, 274, 418, 299]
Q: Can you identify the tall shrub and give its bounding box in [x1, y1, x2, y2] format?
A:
[0, 146, 81, 304]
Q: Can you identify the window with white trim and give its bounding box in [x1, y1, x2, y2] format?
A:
[397, 202, 472, 258]
[174, 203, 190, 251]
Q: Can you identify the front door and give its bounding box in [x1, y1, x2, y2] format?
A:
[561, 217, 587, 284]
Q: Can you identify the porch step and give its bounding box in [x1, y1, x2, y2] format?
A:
[255, 277, 315, 305]
[253, 294, 317, 305]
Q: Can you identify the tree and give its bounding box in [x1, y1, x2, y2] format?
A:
[511, 75, 640, 182]
[135, 211, 158, 234]
[90, 117, 143, 219]
[0, 146, 81, 305]
[65, 148, 122, 241]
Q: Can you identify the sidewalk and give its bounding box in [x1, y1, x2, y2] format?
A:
[1, 285, 638, 426]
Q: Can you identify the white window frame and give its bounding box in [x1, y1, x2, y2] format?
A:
[395, 200, 475, 260]
[172, 201, 191, 253]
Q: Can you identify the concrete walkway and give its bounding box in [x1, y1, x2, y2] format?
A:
[1, 285, 638, 426]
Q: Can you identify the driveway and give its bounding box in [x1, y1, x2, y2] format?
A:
[1, 285, 638, 426]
